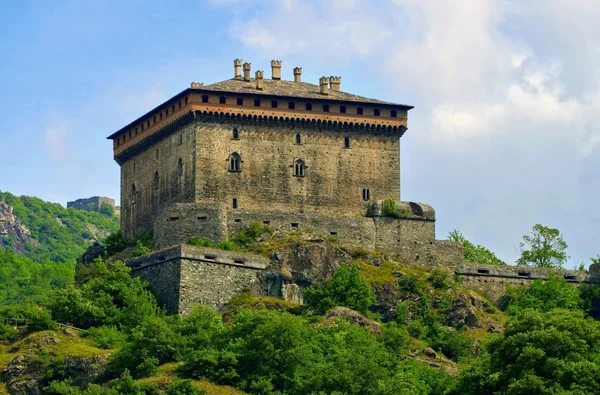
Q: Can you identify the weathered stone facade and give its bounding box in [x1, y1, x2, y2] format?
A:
[67, 197, 116, 213]
[128, 244, 269, 313]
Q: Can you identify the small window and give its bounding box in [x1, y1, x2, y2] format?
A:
[156, 149, 159, 159]
[153, 116, 156, 124]
[323, 104, 330, 112]
[116, 137, 120, 145]
[141, 124, 144, 131]
[362, 188, 370, 201]
[374, 108, 380, 116]
[166, 108, 169, 116]
[340, 106, 346, 114]
[179, 134, 183, 145]
[305, 103, 312, 111]
[357, 107, 363, 115]
[232, 198, 238, 209]
[291, 223, 299, 229]
[133, 162, 136, 172]
[232, 128, 239, 139]
[147, 120, 150, 127]
[202, 95, 208, 103]
[159, 113, 162, 120]
[185, 97, 188, 105]
[234, 259, 245, 264]
[219, 96, 226, 104]
[234, 218, 241, 223]
[391, 110, 397, 118]
[271, 100, 278, 108]
[172, 105, 175, 113]
[294, 159, 306, 177]
[131, 183, 137, 202]
[254, 99, 261, 107]
[477, 269, 490, 274]
[135, 127, 138, 135]
[288, 102, 295, 109]
[295, 133, 302, 145]
[344, 136, 350, 149]
[237, 98, 244, 105]
[228, 152, 241, 171]
[178, 158, 183, 177]
[518, 272, 530, 277]
[178, 101, 182, 109]
[129, 131, 132, 139]
[154, 171, 159, 190]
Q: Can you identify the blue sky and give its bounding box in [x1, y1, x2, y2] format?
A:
[1, 0, 599, 268]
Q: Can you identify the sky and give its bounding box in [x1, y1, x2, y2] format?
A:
[0, 0, 599, 268]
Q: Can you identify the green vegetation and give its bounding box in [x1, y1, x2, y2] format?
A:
[0, 191, 119, 263]
[448, 230, 506, 266]
[517, 224, 569, 268]
[382, 199, 401, 218]
[502, 276, 582, 316]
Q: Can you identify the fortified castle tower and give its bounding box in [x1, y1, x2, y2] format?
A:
[108, 60, 435, 254]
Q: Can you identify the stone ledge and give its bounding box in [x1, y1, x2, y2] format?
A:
[455, 264, 600, 283]
[128, 244, 269, 272]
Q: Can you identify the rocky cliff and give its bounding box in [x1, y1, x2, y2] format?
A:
[0, 201, 37, 254]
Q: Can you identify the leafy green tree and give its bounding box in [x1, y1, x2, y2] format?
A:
[503, 276, 582, 316]
[166, 380, 206, 395]
[448, 230, 505, 266]
[303, 263, 376, 314]
[516, 224, 568, 268]
[451, 309, 600, 394]
[580, 284, 600, 319]
[99, 203, 115, 217]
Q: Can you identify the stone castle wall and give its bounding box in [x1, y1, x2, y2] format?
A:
[67, 197, 115, 212]
[120, 122, 198, 239]
[128, 244, 269, 314]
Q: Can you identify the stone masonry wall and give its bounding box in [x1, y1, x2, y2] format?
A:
[194, 120, 400, 217]
[128, 245, 269, 314]
[120, 122, 197, 239]
[67, 197, 115, 212]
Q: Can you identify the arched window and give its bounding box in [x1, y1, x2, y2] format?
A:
[340, 105, 346, 114]
[294, 159, 306, 177]
[295, 133, 302, 145]
[228, 152, 241, 171]
[374, 108, 381, 116]
[154, 171, 159, 190]
[237, 98, 244, 105]
[344, 136, 351, 149]
[202, 95, 209, 103]
[219, 96, 226, 104]
[178, 158, 183, 177]
[357, 107, 363, 115]
[232, 128, 239, 139]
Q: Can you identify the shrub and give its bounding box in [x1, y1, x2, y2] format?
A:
[83, 326, 127, 349]
[382, 199, 400, 218]
[99, 203, 115, 217]
[503, 276, 582, 316]
[428, 269, 450, 289]
[581, 284, 600, 319]
[432, 329, 473, 362]
[131, 240, 152, 257]
[103, 231, 130, 258]
[167, 380, 206, 395]
[303, 263, 376, 314]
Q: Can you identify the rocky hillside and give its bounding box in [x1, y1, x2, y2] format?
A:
[0, 191, 119, 263]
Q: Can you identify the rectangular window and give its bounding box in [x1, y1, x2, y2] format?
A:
[254, 99, 261, 107]
[271, 100, 278, 108]
[305, 103, 312, 110]
[232, 198, 238, 209]
[288, 102, 295, 109]
[291, 223, 299, 229]
[340, 106, 346, 113]
[391, 110, 397, 118]
[323, 104, 330, 112]
[362, 188, 370, 201]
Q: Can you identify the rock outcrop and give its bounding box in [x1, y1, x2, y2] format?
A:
[0, 200, 37, 253]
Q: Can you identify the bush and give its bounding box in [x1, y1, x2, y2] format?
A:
[448, 230, 506, 266]
[99, 203, 115, 217]
[581, 284, 600, 319]
[83, 326, 127, 349]
[103, 231, 130, 258]
[428, 269, 450, 289]
[432, 329, 473, 362]
[382, 200, 400, 218]
[503, 276, 582, 316]
[131, 240, 152, 257]
[167, 380, 206, 395]
[303, 263, 376, 314]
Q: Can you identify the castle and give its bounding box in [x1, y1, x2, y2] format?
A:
[107, 60, 597, 313]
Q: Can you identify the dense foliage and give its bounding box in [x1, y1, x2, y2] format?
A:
[0, 191, 119, 263]
[516, 224, 569, 268]
[448, 230, 506, 266]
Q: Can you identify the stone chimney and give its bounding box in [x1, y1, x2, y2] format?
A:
[271, 60, 282, 80]
[234, 59, 243, 79]
[293, 67, 302, 83]
[243, 63, 251, 81]
[255, 70, 264, 90]
[319, 77, 329, 95]
[329, 76, 341, 92]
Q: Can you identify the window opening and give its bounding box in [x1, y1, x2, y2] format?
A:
[344, 136, 350, 148]
[254, 99, 261, 107]
[362, 188, 370, 201]
[357, 107, 363, 115]
[288, 102, 295, 109]
[271, 100, 278, 108]
[178, 158, 183, 177]
[202, 95, 208, 103]
[154, 171, 159, 190]
[323, 104, 330, 112]
[237, 98, 244, 105]
[228, 152, 241, 171]
[294, 159, 306, 177]
[159, 113, 162, 120]
[232, 128, 239, 139]
[305, 103, 312, 110]
[374, 108, 381, 116]
[232, 198, 238, 209]
[391, 110, 397, 118]
[340, 105, 346, 113]
[219, 96, 226, 104]
[295, 133, 302, 145]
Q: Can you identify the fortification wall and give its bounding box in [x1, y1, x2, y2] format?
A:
[67, 197, 115, 212]
[194, 120, 400, 217]
[128, 245, 269, 314]
[120, 122, 197, 239]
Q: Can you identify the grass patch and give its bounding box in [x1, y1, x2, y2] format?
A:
[355, 259, 398, 285]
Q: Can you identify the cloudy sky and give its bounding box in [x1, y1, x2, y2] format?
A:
[1, 0, 598, 268]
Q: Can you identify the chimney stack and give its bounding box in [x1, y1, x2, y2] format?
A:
[293, 67, 302, 83]
[319, 77, 329, 95]
[329, 76, 341, 92]
[255, 70, 264, 90]
[271, 60, 282, 80]
[243, 63, 251, 81]
[234, 59, 243, 79]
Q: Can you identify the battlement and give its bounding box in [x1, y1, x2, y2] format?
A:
[67, 196, 117, 214]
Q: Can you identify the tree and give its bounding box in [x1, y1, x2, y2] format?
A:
[448, 230, 505, 266]
[99, 202, 115, 217]
[516, 224, 568, 268]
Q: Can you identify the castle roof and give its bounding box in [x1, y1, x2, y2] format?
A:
[200, 78, 412, 107]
